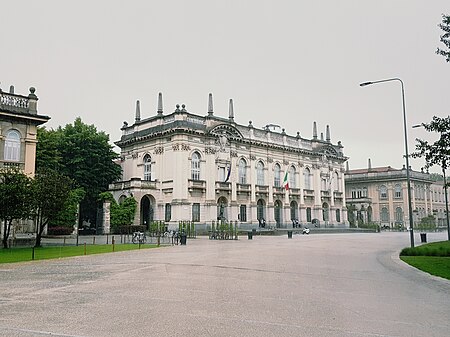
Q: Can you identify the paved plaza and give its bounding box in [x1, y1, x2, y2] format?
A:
[1, 232, 449, 337]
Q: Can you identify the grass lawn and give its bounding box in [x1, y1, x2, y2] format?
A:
[0, 244, 158, 264]
[400, 241, 450, 280]
[400, 256, 450, 280]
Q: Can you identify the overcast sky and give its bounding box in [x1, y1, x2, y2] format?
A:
[2, 0, 449, 173]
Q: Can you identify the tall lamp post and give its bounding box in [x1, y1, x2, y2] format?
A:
[360, 78, 415, 247]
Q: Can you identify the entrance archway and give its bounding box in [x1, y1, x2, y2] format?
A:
[217, 196, 228, 221]
[141, 195, 155, 229]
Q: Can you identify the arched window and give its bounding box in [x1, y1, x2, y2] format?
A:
[191, 152, 201, 180]
[289, 166, 296, 189]
[290, 200, 298, 221]
[4, 129, 21, 161]
[274, 163, 281, 187]
[381, 207, 389, 222]
[257, 199, 266, 221]
[143, 154, 152, 181]
[238, 158, 247, 184]
[322, 202, 329, 221]
[367, 206, 373, 223]
[379, 185, 388, 199]
[303, 167, 311, 190]
[394, 184, 402, 198]
[395, 207, 403, 223]
[256, 161, 265, 185]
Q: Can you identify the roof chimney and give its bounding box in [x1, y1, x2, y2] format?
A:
[313, 121, 318, 140]
[135, 100, 141, 122]
[157, 92, 163, 115]
[228, 99, 234, 121]
[208, 93, 214, 116]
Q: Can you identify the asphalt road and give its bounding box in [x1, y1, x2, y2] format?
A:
[1, 232, 449, 337]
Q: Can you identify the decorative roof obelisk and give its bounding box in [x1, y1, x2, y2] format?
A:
[228, 99, 234, 122]
[326, 125, 331, 142]
[208, 93, 214, 116]
[313, 121, 318, 140]
[135, 100, 141, 122]
[157, 92, 163, 115]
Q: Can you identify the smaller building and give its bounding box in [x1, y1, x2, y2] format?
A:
[345, 161, 447, 229]
[1, 85, 50, 176]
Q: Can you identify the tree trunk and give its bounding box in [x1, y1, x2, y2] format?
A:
[34, 216, 48, 248]
[2, 219, 11, 249]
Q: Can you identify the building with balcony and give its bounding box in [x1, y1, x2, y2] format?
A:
[344, 161, 447, 228]
[109, 93, 348, 230]
[1, 85, 50, 176]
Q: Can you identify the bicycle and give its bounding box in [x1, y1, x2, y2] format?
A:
[132, 231, 147, 244]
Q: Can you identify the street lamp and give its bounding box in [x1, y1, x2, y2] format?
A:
[412, 124, 450, 240]
[360, 78, 415, 247]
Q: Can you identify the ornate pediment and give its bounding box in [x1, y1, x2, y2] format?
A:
[208, 124, 243, 141]
[316, 145, 339, 157]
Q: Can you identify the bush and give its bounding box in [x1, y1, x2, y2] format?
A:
[47, 226, 73, 236]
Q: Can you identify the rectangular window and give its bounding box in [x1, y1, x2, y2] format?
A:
[165, 204, 171, 222]
[218, 167, 226, 182]
[192, 203, 200, 222]
[239, 205, 247, 222]
[306, 207, 312, 222]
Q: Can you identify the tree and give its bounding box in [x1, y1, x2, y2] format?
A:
[31, 170, 73, 247]
[412, 116, 450, 179]
[412, 116, 450, 241]
[437, 14, 450, 62]
[36, 118, 122, 226]
[0, 169, 33, 248]
[99, 192, 137, 230]
[48, 188, 85, 230]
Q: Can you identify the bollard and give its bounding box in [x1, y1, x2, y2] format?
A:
[32, 247, 35, 261]
[106, 234, 109, 245]
[112, 236, 115, 252]
[287, 231, 293, 239]
[63, 237, 66, 246]
[93, 237, 96, 245]
[84, 242, 87, 255]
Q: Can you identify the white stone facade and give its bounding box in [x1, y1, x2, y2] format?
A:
[109, 96, 348, 230]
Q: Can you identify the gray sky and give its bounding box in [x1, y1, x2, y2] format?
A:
[2, 0, 449, 173]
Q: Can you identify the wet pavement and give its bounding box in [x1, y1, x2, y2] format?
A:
[0, 232, 449, 337]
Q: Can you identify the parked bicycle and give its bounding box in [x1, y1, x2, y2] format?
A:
[132, 231, 147, 244]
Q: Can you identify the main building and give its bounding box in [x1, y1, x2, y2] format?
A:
[109, 93, 348, 230]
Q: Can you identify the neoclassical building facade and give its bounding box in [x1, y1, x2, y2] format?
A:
[109, 93, 348, 230]
[345, 162, 447, 228]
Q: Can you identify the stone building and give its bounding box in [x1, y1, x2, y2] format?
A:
[345, 160, 447, 228]
[0, 85, 49, 176]
[109, 93, 348, 230]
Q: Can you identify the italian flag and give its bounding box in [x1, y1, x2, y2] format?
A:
[283, 171, 289, 190]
